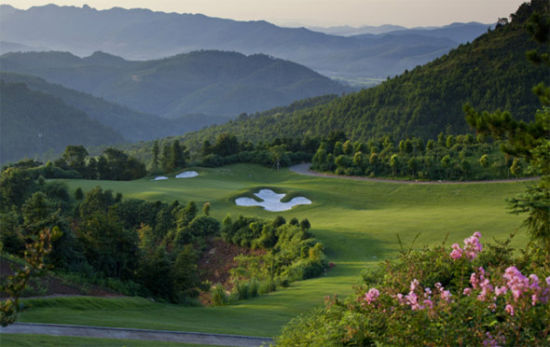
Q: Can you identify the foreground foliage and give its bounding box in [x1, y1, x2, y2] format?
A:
[277, 233, 550, 346]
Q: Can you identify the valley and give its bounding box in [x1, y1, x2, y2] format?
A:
[1, 1, 548, 345]
[15, 163, 527, 337]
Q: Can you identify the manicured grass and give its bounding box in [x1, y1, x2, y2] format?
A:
[0, 334, 214, 346]
[24, 164, 529, 337]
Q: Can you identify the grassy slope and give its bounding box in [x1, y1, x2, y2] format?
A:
[19, 164, 529, 337]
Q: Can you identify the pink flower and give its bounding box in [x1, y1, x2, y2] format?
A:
[495, 286, 507, 296]
[464, 232, 482, 260]
[470, 272, 480, 289]
[505, 304, 514, 316]
[477, 278, 493, 302]
[504, 266, 529, 301]
[396, 293, 405, 305]
[532, 294, 539, 306]
[410, 279, 419, 292]
[423, 299, 433, 309]
[450, 243, 463, 260]
[405, 291, 422, 310]
[546, 276, 550, 286]
[440, 290, 452, 302]
[364, 288, 380, 305]
[463, 288, 472, 296]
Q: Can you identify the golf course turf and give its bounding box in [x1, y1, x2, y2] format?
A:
[16, 164, 530, 338]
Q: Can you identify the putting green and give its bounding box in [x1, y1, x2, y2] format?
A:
[22, 164, 529, 337]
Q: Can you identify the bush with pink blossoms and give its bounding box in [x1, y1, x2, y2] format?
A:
[277, 232, 550, 346]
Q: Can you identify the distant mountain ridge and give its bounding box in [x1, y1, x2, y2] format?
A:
[0, 49, 347, 118]
[0, 4, 492, 79]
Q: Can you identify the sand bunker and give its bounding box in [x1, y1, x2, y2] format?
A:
[235, 189, 312, 212]
[176, 171, 199, 178]
[153, 176, 168, 181]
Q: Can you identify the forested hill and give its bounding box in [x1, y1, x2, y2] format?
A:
[177, 2, 549, 145]
[0, 72, 227, 142]
[0, 81, 123, 164]
[0, 50, 349, 118]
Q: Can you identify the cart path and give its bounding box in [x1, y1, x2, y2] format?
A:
[0, 322, 273, 346]
[289, 163, 538, 185]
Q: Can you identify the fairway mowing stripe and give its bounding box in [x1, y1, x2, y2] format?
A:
[1, 322, 273, 347]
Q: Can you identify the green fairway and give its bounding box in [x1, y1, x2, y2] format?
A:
[20, 164, 530, 337]
[0, 334, 214, 346]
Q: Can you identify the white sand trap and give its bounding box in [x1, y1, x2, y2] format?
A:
[152, 176, 168, 181]
[176, 171, 199, 178]
[235, 189, 312, 212]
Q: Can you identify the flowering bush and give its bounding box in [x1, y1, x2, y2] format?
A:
[276, 232, 550, 346]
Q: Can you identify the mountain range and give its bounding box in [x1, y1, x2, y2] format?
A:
[0, 50, 347, 118]
[0, 4, 492, 80]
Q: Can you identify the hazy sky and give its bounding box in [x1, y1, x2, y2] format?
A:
[1, 0, 528, 27]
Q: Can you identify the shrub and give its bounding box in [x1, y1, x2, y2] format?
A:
[211, 284, 228, 306]
[277, 232, 550, 346]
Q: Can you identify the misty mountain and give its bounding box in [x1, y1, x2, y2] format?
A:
[0, 4, 491, 79]
[0, 50, 347, 118]
[308, 24, 406, 36]
[352, 22, 494, 44]
[0, 81, 123, 164]
[0, 72, 228, 142]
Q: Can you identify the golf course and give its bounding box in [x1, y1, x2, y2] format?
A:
[15, 163, 529, 338]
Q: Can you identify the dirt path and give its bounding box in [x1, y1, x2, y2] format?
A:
[289, 163, 538, 185]
[0, 322, 273, 347]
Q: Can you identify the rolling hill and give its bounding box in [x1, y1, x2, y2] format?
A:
[171, 5, 548, 146]
[0, 50, 348, 118]
[0, 72, 227, 142]
[0, 4, 492, 80]
[0, 81, 123, 164]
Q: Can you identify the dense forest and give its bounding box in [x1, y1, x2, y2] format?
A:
[0, 163, 327, 305]
[172, 9, 549, 146]
[0, 72, 227, 142]
[311, 132, 527, 180]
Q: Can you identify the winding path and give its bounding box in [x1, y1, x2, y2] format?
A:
[0, 322, 273, 346]
[289, 163, 538, 185]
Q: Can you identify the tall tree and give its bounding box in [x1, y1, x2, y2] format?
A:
[465, 2, 550, 250]
[152, 140, 160, 171]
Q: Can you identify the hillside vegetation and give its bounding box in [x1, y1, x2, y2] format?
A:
[0, 81, 123, 164]
[0, 50, 348, 118]
[0, 72, 227, 142]
[175, 13, 548, 145]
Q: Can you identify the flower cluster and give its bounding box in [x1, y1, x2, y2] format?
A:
[463, 265, 550, 316]
[450, 231, 482, 260]
[393, 279, 452, 311]
[364, 288, 380, 305]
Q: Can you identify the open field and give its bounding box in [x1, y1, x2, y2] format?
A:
[19, 164, 530, 337]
